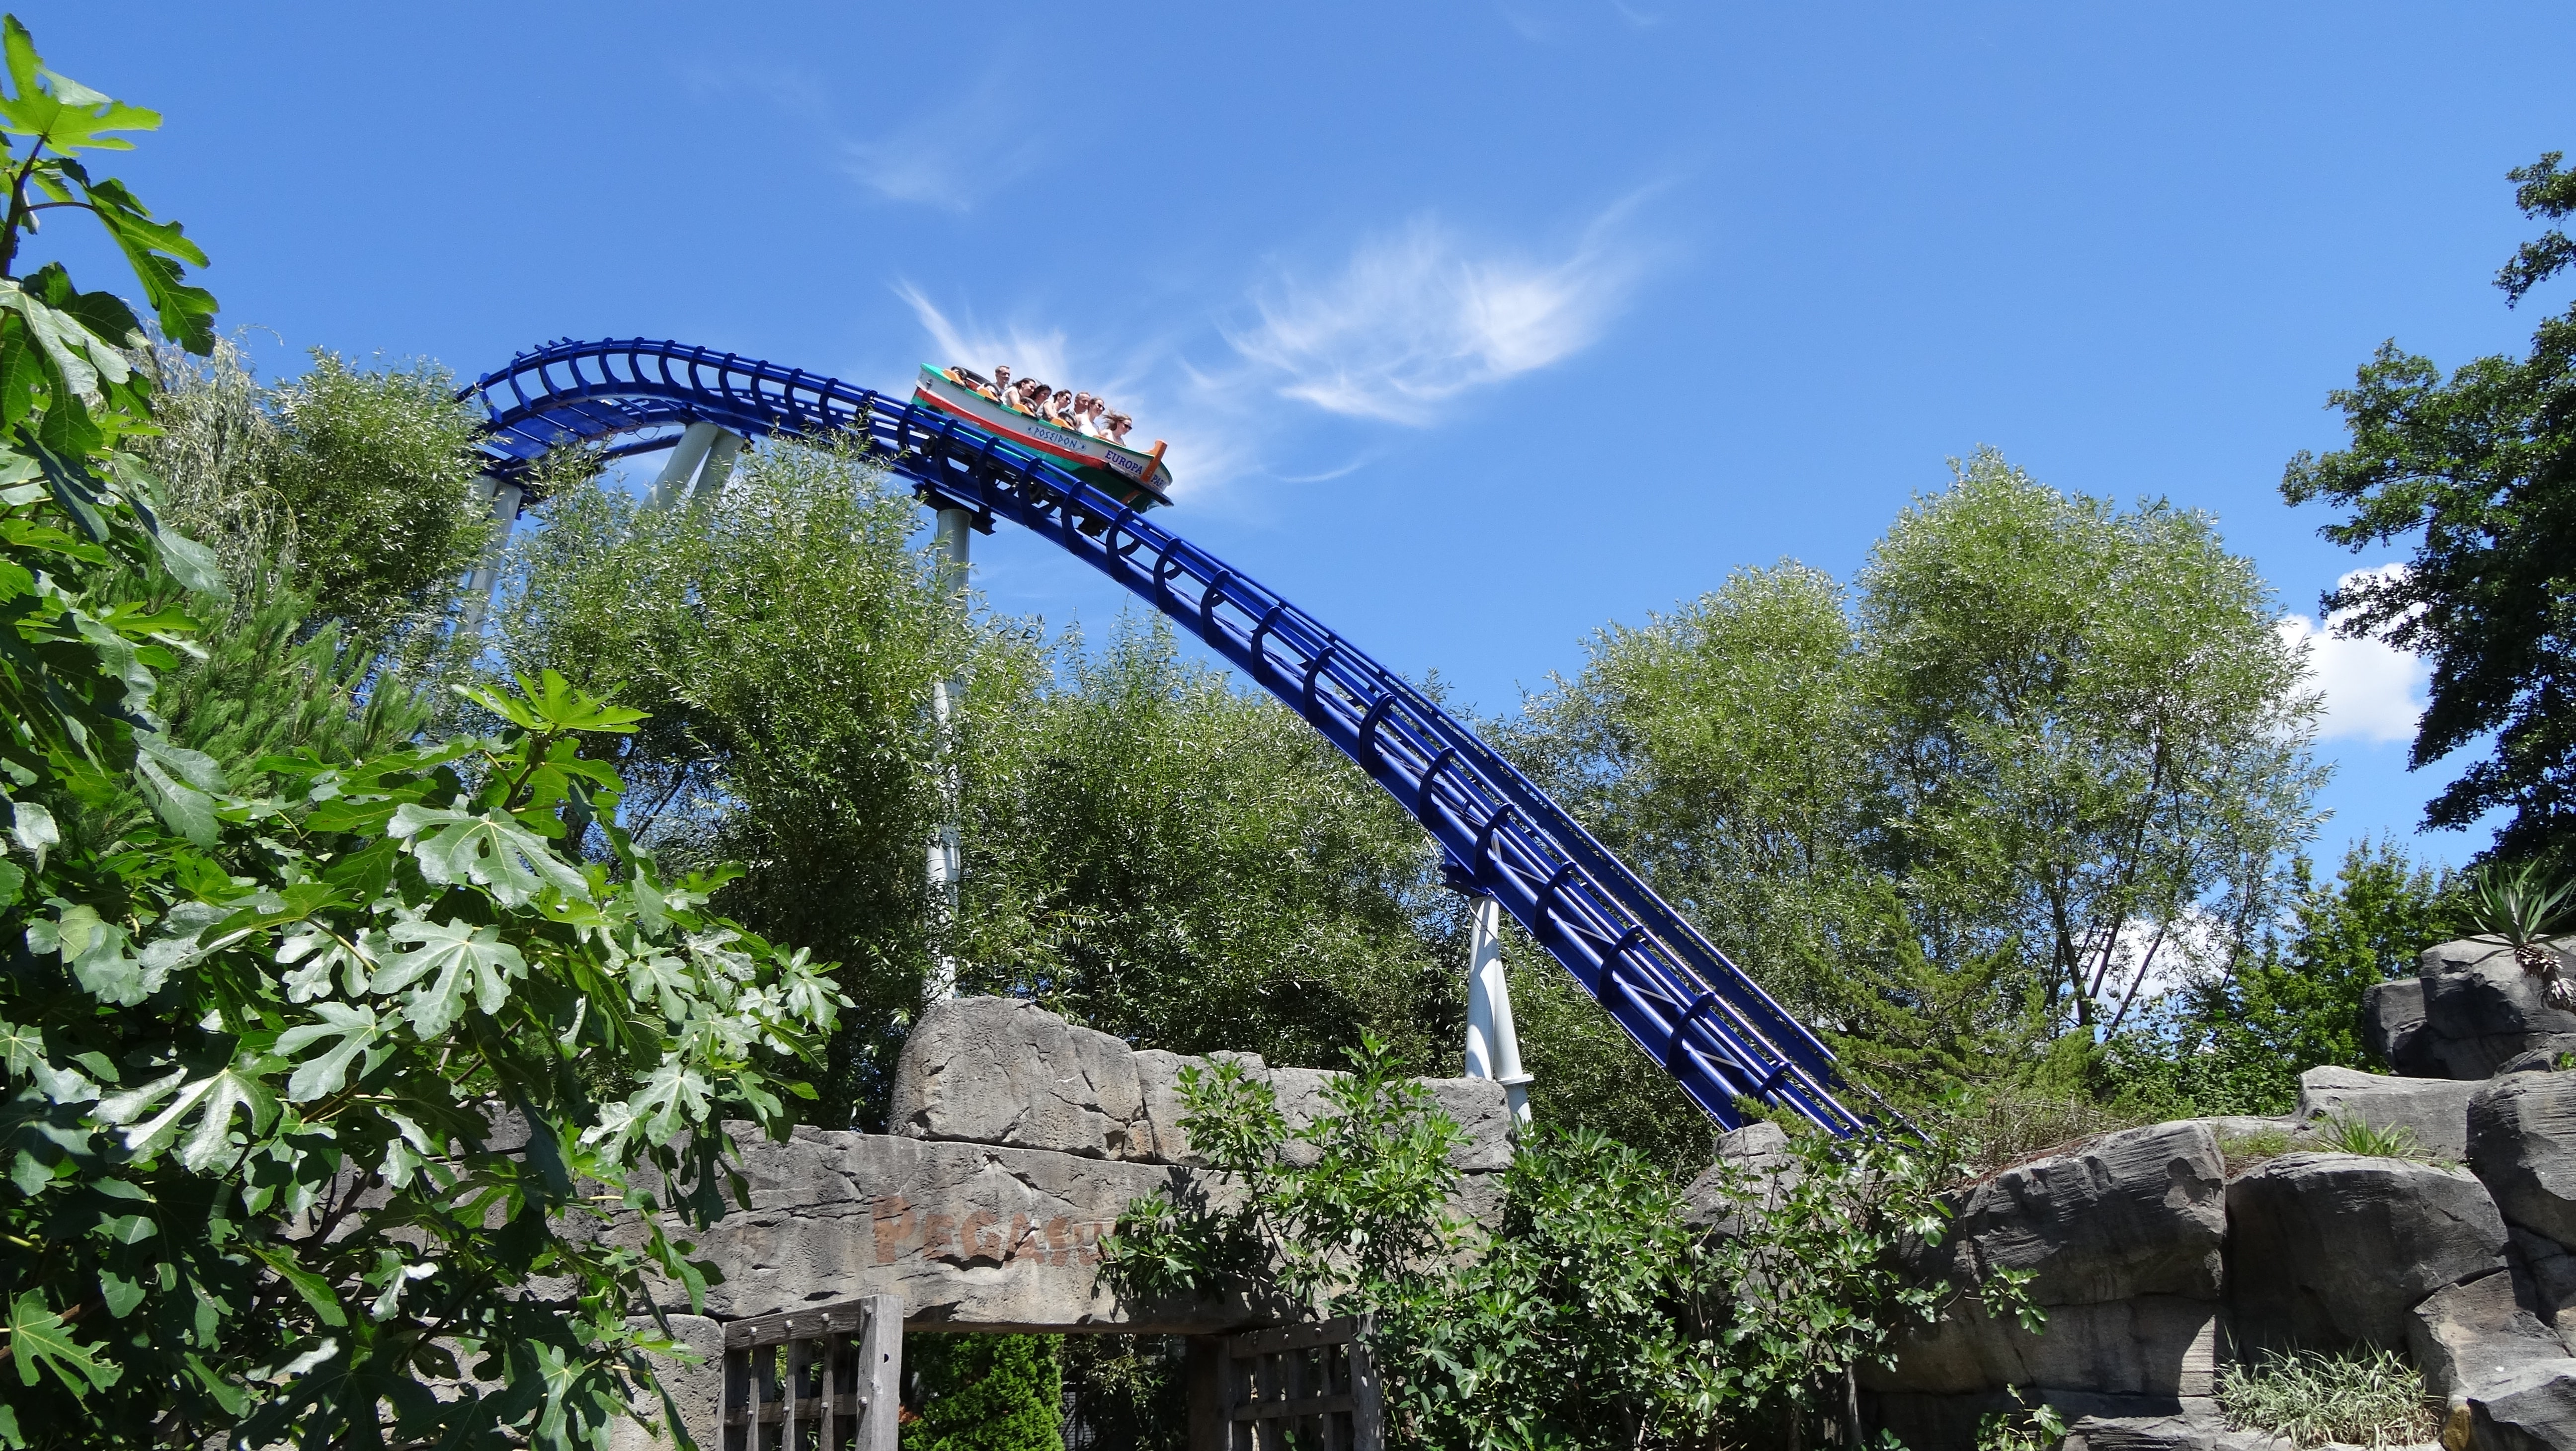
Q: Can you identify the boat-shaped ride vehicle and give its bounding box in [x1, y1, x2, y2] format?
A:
[911, 365, 1174, 512]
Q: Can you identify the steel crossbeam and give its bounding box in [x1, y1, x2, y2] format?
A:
[462, 338, 1873, 1136]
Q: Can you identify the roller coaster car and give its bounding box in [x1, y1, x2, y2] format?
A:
[913, 365, 1174, 520]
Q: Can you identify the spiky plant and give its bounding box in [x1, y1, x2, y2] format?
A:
[2469, 860, 2576, 1009]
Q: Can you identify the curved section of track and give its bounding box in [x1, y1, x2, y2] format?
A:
[466, 337, 1870, 1136]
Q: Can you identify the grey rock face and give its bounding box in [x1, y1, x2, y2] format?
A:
[2420, 938, 2576, 1081]
[2518, 1229, 2576, 1328]
[2476, 1075, 2576, 1247]
[2406, 1270, 2568, 1405]
[890, 997, 1147, 1159]
[2295, 1066, 2479, 1161]
[606, 1315, 722, 1451]
[2470, 1361, 2576, 1450]
[893, 997, 1512, 1175]
[1870, 1391, 2220, 1451]
[1681, 1121, 1798, 1230]
[1914, 1122, 2229, 1305]
[2058, 1413, 2211, 1451]
[2225, 1152, 2507, 1349]
[2057, 1409, 2302, 1451]
[1869, 1124, 2227, 1414]
[2366, 974, 2439, 1078]
[1422, 1077, 1516, 1174]
[602, 1123, 1267, 1333]
[1130, 1048, 1201, 1164]
[1861, 1295, 2223, 1399]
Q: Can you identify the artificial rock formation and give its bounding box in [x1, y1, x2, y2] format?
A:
[1863, 936, 2576, 1450]
[601, 996, 1513, 1448]
[611, 996, 1512, 1334]
[2371, 936, 2576, 1082]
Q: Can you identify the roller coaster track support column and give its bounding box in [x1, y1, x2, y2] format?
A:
[458, 474, 523, 637]
[924, 505, 972, 1000]
[645, 421, 745, 511]
[1463, 894, 1532, 1125]
[646, 421, 722, 510]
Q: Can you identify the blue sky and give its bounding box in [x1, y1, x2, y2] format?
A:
[28, 3, 2576, 866]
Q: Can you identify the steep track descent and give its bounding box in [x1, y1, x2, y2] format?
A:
[466, 338, 1871, 1136]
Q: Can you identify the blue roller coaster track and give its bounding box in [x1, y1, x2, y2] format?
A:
[465, 337, 1872, 1138]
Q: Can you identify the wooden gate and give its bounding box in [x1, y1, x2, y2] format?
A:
[1193, 1315, 1382, 1451]
[720, 1294, 903, 1451]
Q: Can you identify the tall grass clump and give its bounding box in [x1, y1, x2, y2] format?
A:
[2315, 1114, 2431, 1161]
[2215, 1346, 2439, 1448]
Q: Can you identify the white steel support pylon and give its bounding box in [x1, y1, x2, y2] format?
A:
[690, 429, 744, 502]
[1463, 894, 1532, 1124]
[457, 474, 523, 637]
[645, 421, 723, 510]
[924, 506, 972, 1000]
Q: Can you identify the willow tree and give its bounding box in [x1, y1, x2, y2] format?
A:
[1861, 451, 2325, 1034]
[1512, 450, 2326, 1123]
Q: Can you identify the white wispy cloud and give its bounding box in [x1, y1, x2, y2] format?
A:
[2276, 563, 2427, 746]
[680, 57, 1030, 214]
[842, 72, 1031, 212]
[895, 284, 1077, 389]
[1223, 213, 1642, 425]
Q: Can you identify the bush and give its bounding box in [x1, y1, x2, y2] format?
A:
[2218, 1128, 2296, 1174]
[2216, 1346, 2439, 1448]
[903, 1334, 1063, 1451]
[1104, 1036, 2041, 1449]
[1059, 1335, 1186, 1451]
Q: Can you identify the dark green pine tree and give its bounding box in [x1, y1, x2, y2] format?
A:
[903, 1334, 1065, 1451]
[155, 584, 436, 779]
[68, 576, 435, 850]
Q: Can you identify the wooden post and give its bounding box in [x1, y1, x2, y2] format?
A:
[856, 1294, 904, 1451]
[1186, 1335, 1229, 1451]
[1347, 1317, 1382, 1451]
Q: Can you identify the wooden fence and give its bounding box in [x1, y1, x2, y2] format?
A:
[1192, 1315, 1382, 1451]
[720, 1294, 903, 1451]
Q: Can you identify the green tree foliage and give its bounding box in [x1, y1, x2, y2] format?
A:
[959, 614, 1461, 1074]
[1057, 1335, 1185, 1451]
[61, 584, 436, 854]
[1498, 943, 1723, 1173]
[145, 588, 433, 786]
[2239, 840, 2465, 1069]
[263, 352, 491, 636]
[0, 24, 846, 1446]
[144, 340, 493, 644]
[1862, 451, 2324, 1034]
[1105, 1038, 2037, 1450]
[2282, 153, 2576, 861]
[496, 452, 1017, 1121]
[1510, 563, 1882, 1019]
[901, 1334, 1064, 1451]
[500, 465, 1471, 1111]
[2104, 839, 2463, 1116]
[1510, 452, 2324, 1126]
[54, 336, 467, 863]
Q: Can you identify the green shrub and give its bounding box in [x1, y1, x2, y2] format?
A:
[1927, 1087, 2155, 1177]
[2219, 1128, 2297, 1174]
[2215, 1346, 2439, 1448]
[2315, 1114, 2429, 1161]
[902, 1334, 1063, 1451]
[1105, 1035, 2043, 1448]
[1977, 1386, 2068, 1451]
